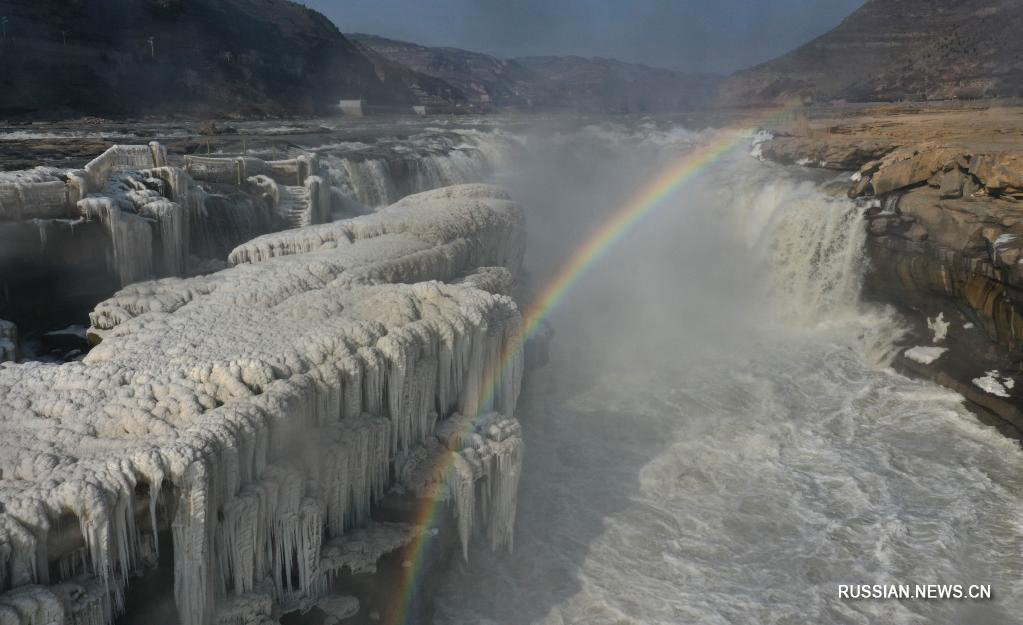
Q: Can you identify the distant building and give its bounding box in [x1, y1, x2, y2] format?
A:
[412, 105, 427, 116]
[338, 100, 364, 117]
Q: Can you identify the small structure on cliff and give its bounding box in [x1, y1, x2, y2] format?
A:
[338, 100, 365, 117]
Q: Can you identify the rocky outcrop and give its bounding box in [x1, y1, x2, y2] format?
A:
[0, 0, 418, 119]
[765, 131, 1023, 431]
[759, 136, 898, 171]
[721, 0, 1023, 104]
[848, 144, 1023, 203]
[755, 113, 1023, 432]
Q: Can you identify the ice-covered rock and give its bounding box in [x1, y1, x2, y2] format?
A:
[395, 412, 523, 559]
[0, 184, 526, 625]
[318, 595, 359, 621]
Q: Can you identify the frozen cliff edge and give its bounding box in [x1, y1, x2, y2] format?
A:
[0, 183, 526, 625]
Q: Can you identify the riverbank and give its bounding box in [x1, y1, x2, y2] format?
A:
[759, 102, 1023, 438]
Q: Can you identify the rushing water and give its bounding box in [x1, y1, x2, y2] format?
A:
[434, 124, 1023, 625]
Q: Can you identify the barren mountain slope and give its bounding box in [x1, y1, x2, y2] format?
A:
[0, 0, 418, 118]
[721, 0, 1023, 104]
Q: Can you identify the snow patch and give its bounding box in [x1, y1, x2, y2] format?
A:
[994, 233, 1017, 249]
[972, 371, 1013, 398]
[904, 346, 947, 365]
[927, 313, 949, 343]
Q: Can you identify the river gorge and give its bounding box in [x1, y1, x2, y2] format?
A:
[0, 115, 1020, 625]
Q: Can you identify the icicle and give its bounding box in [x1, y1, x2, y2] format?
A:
[0, 182, 527, 624]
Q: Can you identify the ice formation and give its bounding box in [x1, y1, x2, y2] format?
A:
[394, 412, 523, 559]
[318, 130, 516, 211]
[0, 184, 527, 625]
[1, 145, 183, 287]
[0, 145, 333, 292]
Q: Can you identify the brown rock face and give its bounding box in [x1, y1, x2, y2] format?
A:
[970, 153, 1023, 196]
[938, 169, 965, 199]
[760, 137, 897, 171]
[757, 105, 1023, 429]
[846, 144, 1023, 202]
[868, 146, 958, 196]
[721, 0, 1023, 104]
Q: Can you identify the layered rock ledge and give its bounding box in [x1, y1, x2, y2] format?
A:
[760, 106, 1023, 434]
[0, 183, 527, 625]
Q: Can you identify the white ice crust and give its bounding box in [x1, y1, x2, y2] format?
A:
[0, 183, 527, 625]
[972, 370, 1014, 398]
[903, 346, 947, 365]
[927, 312, 948, 343]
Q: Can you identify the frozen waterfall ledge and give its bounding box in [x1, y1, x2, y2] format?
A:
[0, 184, 527, 625]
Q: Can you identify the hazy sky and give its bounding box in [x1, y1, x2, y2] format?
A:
[300, 0, 865, 75]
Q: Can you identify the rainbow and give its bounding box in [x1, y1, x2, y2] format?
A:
[386, 113, 780, 624]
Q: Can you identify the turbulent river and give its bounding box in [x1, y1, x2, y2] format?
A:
[432, 123, 1023, 625]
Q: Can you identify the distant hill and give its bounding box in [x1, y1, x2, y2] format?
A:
[349, 34, 722, 113]
[347, 34, 548, 108]
[721, 0, 1023, 104]
[0, 0, 421, 118]
[516, 55, 723, 113]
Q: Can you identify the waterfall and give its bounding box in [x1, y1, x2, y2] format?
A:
[740, 176, 867, 321]
[319, 130, 518, 213]
[718, 155, 902, 361]
[434, 124, 1023, 625]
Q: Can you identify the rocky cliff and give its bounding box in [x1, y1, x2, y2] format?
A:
[757, 104, 1023, 434]
[722, 0, 1023, 104]
[0, 0, 418, 118]
[349, 34, 722, 112]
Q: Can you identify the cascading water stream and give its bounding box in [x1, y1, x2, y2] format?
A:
[434, 123, 1023, 625]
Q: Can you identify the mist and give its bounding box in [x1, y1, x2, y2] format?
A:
[432, 121, 1023, 625]
[502, 123, 760, 382]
